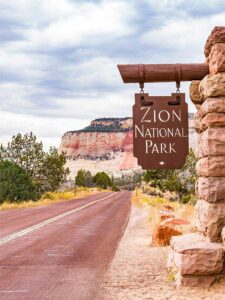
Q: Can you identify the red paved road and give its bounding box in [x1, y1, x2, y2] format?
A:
[0, 192, 110, 238]
[0, 191, 131, 300]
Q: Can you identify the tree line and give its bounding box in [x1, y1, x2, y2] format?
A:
[0, 132, 69, 203]
[75, 169, 119, 191]
[74, 150, 197, 203]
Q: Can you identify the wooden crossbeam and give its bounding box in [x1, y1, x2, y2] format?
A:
[117, 63, 209, 83]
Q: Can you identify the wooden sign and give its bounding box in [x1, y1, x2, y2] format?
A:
[133, 93, 189, 169]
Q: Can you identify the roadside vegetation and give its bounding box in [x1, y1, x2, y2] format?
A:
[75, 169, 120, 191]
[133, 189, 195, 222]
[0, 133, 100, 209]
[132, 150, 198, 244]
[73, 149, 197, 205]
[0, 187, 97, 210]
[0, 132, 69, 202]
[132, 189, 196, 237]
[141, 149, 197, 204]
[113, 171, 142, 191]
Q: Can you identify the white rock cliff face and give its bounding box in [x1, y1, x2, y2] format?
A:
[60, 131, 133, 157]
[59, 116, 196, 176]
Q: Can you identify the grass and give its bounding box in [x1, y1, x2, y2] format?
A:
[0, 187, 102, 210]
[132, 188, 196, 233]
[167, 270, 176, 282]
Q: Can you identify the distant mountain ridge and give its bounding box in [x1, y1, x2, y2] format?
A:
[65, 114, 194, 134]
[65, 117, 132, 134]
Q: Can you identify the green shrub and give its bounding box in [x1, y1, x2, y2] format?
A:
[112, 185, 120, 192]
[181, 194, 191, 204]
[75, 169, 93, 187]
[0, 160, 39, 203]
[41, 191, 55, 200]
[142, 149, 197, 203]
[93, 172, 112, 189]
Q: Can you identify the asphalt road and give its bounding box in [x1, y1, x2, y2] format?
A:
[0, 191, 131, 300]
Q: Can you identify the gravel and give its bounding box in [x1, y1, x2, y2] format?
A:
[101, 205, 225, 300]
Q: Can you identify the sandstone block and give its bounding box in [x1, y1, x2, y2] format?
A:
[195, 104, 201, 111]
[193, 110, 202, 133]
[209, 43, 225, 74]
[170, 233, 223, 276]
[201, 97, 225, 116]
[196, 199, 225, 242]
[205, 26, 225, 57]
[200, 112, 225, 131]
[176, 273, 218, 288]
[170, 233, 222, 253]
[196, 156, 225, 177]
[173, 249, 223, 276]
[197, 128, 225, 157]
[189, 81, 202, 104]
[197, 177, 225, 203]
[199, 73, 225, 100]
[222, 226, 225, 247]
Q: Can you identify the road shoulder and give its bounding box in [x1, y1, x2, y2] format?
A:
[102, 205, 225, 300]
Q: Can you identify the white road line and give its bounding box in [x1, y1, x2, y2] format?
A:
[0, 290, 28, 293]
[0, 193, 117, 246]
[47, 254, 72, 257]
[56, 221, 72, 225]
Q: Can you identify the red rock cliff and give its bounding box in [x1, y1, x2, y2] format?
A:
[59, 118, 133, 159]
[60, 131, 133, 157]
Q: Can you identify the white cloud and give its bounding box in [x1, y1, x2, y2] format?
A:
[0, 82, 47, 114]
[32, 89, 132, 119]
[65, 56, 120, 89]
[145, 0, 225, 15]
[0, 47, 47, 81]
[0, 110, 90, 150]
[141, 13, 225, 62]
[2, 0, 135, 50]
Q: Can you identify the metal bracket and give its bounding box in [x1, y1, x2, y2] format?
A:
[168, 64, 181, 105]
[138, 64, 144, 92]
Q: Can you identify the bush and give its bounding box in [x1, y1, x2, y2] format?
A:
[181, 194, 191, 204]
[93, 172, 112, 189]
[112, 185, 120, 192]
[142, 149, 197, 203]
[75, 169, 93, 187]
[0, 160, 39, 203]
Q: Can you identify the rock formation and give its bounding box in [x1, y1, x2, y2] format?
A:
[60, 118, 133, 159]
[168, 233, 224, 287]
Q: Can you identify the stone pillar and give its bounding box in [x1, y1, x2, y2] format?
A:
[196, 27, 225, 242]
[168, 27, 225, 287]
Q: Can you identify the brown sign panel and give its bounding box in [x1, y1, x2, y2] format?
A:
[133, 93, 189, 170]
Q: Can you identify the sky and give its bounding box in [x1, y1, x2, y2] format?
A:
[0, 0, 225, 149]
